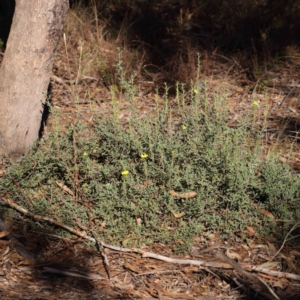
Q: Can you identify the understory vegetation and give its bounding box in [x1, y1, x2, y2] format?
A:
[1, 75, 300, 251]
[1, 1, 300, 252]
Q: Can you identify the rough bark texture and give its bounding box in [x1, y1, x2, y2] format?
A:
[0, 0, 69, 159]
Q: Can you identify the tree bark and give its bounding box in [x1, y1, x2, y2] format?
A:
[0, 0, 69, 160]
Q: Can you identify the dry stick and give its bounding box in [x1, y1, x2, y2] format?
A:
[92, 231, 112, 279]
[278, 86, 295, 108]
[2, 198, 91, 241]
[268, 84, 296, 114]
[101, 248, 111, 279]
[217, 251, 280, 300]
[135, 269, 182, 276]
[50, 75, 76, 100]
[72, 126, 79, 204]
[10, 178, 34, 208]
[251, 73, 266, 98]
[1, 198, 230, 268]
[113, 244, 227, 273]
[199, 265, 221, 280]
[1, 199, 109, 280]
[270, 222, 300, 262]
[2, 197, 300, 282]
[242, 265, 300, 281]
[41, 266, 106, 280]
[31, 231, 75, 241]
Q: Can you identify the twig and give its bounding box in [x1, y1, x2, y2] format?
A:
[218, 251, 280, 300]
[279, 86, 295, 107]
[72, 126, 79, 204]
[11, 178, 34, 208]
[30, 231, 76, 241]
[135, 269, 181, 276]
[2, 196, 300, 285]
[1, 197, 91, 241]
[92, 231, 111, 279]
[102, 244, 232, 269]
[50, 74, 76, 100]
[270, 222, 300, 261]
[0, 197, 231, 268]
[41, 266, 106, 280]
[251, 72, 267, 98]
[242, 264, 300, 281]
[199, 265, 221, 280]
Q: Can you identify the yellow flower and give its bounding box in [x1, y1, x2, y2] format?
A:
[252, 100, 259, 106]
[182, 125, 188, 130]
[121, 170, 129, 175]
[83, 152, 88, 156]
[193, 89, 199, 94]
[141, 153, 148, 159]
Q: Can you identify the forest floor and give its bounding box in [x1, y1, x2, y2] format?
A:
[1, 9, 300, 300]
[0, 50, 299, 300]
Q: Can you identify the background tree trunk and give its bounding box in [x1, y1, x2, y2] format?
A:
[0, 0, 69, 160]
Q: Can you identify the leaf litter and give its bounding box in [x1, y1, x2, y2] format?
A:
[1, 37, 300, 300]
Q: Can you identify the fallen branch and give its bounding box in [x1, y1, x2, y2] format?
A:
[270, 222, 300, 261]
[242, 264, 300, 281]
[1, 197, 232, 268]
[41, 266, 106, 280]
[2, 196, 300, 283]
[218, 250, 280, 300]
[2, 197, 91, 240]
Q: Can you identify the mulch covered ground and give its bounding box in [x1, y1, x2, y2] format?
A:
[0, 219, 300, 299]
[0, 51, 300, 299]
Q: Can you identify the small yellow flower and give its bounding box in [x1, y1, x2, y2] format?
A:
[121, 170, 129, 175]
[182, 125, 188, 130]
[193, 89, 199, 94]
[252, 100, 259, 106]
[83, 152, 88, 156]
[141, 153, 148, 159]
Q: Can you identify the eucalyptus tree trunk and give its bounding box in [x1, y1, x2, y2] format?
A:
[0, 0, 69, 160]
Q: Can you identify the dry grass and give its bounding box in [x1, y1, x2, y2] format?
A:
[56, 3, 144, 89]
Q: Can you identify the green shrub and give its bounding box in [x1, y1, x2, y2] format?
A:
[1, 87, 299, 251]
